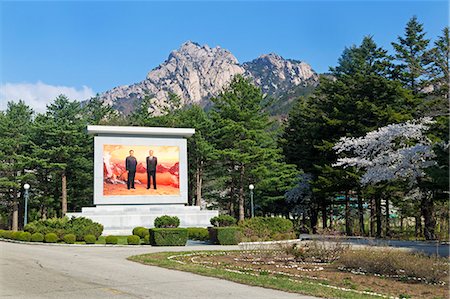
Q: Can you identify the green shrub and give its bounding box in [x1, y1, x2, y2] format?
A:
[0, 230, 4, 237]
[105, 235, 118, 244]
[63, 234, 76, 244]
[187, 227, 209, 241]
[209, 227, 241, 245]
[25, 217, 69, 239]
[210, 215, 237, 227]
[19, 232, 32, 242]
[154, 215, 180, 228]
[239, 217, 295, 241]
[127, 235, 140, 245]
[31, 233, 44, 242]
[338, 249, 449, 284]
[66, 217, 103, 241]
[2, 230, 12, 239]
[150, 228, 188, 246]
[133, 227, 149, 239]
[24, 216, 103, 241]
[84, 234, 97, 244]
[144, 234, 150, 245]
[44, 233, 59, 243]
[12, 231, 22, 240]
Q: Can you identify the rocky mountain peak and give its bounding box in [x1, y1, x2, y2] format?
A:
[98, 41, 319, 115]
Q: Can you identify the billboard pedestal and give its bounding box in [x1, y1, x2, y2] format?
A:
[67, 204, 218, 235]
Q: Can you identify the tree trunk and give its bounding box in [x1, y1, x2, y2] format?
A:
[62, 171, 67, 216]
[321, 202, 327, 229]
[421, 193, 436, 240]
[415, 215, 422, 238]
[310, 208, 318, 234]
[385, 198, 390, 237]
[375, 197, 382, 238]
[238, 165, 245, 221]
[345, 191, 352, 236]
[195, 160, 203, 206]
[357, 190, 365, 236]
[329, 202, 333, 229]
[369, 197, 375, 237]
[12, 201, 19, 231]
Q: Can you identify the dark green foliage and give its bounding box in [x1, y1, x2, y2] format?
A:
[239, 217, 295, 241]
[24, 217, 103, 241]
[210, 215, 237, 227]
[149, 228, 188, 246]
[209, 227, 241, 245]
[132, 226, 149, 239]
[127, 235, 140, 245]
[18, 232, 32, 242]
[31, 232, 44, 242]
[63, 234, 76, 244]
[154, 215, 180, 228]
[187, 227, 209, 241]
[105, 236, 118, 244]
[44, 233, 58, 243]
[84, 234, 97, 244]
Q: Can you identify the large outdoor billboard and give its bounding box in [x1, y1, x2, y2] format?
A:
[93, 136, 188, 205]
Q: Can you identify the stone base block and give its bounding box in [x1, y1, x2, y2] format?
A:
[67, 204, 218, 235]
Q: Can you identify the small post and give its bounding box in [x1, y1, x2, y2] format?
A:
[249, 184, 254, 218]
[23, 184, 30, 226]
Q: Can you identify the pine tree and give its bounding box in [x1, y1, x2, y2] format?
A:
[32, 95, 90, 216]
[0, 101, 34, 230]
[210, 75, 297, 220]
[426, 27, 449, 100]
[392, 16, 431, 94]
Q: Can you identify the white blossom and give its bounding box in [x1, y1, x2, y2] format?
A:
[333, 118, 436, 185]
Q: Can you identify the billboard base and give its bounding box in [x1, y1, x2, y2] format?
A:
[67, 204, 218, 235]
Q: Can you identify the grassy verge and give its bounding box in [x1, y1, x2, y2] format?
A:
[128, 251, 383, 299]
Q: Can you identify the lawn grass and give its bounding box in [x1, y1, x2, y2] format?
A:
[128, 251, 385, 299]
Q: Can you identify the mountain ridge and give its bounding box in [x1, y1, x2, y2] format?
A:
[98, 41, 319, 115]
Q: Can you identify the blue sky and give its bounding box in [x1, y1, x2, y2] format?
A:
[0, 1, 448, 111]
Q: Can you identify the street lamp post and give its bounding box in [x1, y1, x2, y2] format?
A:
[23, 184, 30, 226]
[249, 184, 254, 218]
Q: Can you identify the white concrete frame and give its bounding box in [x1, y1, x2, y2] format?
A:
[94, 136, 188, 205]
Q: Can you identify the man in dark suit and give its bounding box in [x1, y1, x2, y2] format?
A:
[125, 150, 137, 189]
[146, 149, 158, 189]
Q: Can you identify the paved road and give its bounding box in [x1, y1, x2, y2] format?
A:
[300, 234, 449, 257]
[0, 241, 316, 299]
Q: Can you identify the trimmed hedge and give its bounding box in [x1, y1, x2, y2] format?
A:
[63, 234, 76, 244]
[31, 233, 44, 242]
[19, 232, 32, 242]
[127, 235, 140, 245]
[12, 231, 22, 240]
[187, 227, 209, 241]
[133, 227, 149, 239]
[84, 234, 97, 244]
[2, 231, 12, 239]
[150, 228, 188, 246]
[144, 234, 150, 245]
[44, 233, 59, 243]
[209, 227, 241, 245]
[105, 236, 118, 244]
[154, 215, 180, 228]
[210, 215, 237, 227]
[239, 217, 295, 241]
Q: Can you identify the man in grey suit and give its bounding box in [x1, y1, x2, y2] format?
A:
[146, 150, 158, 189]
